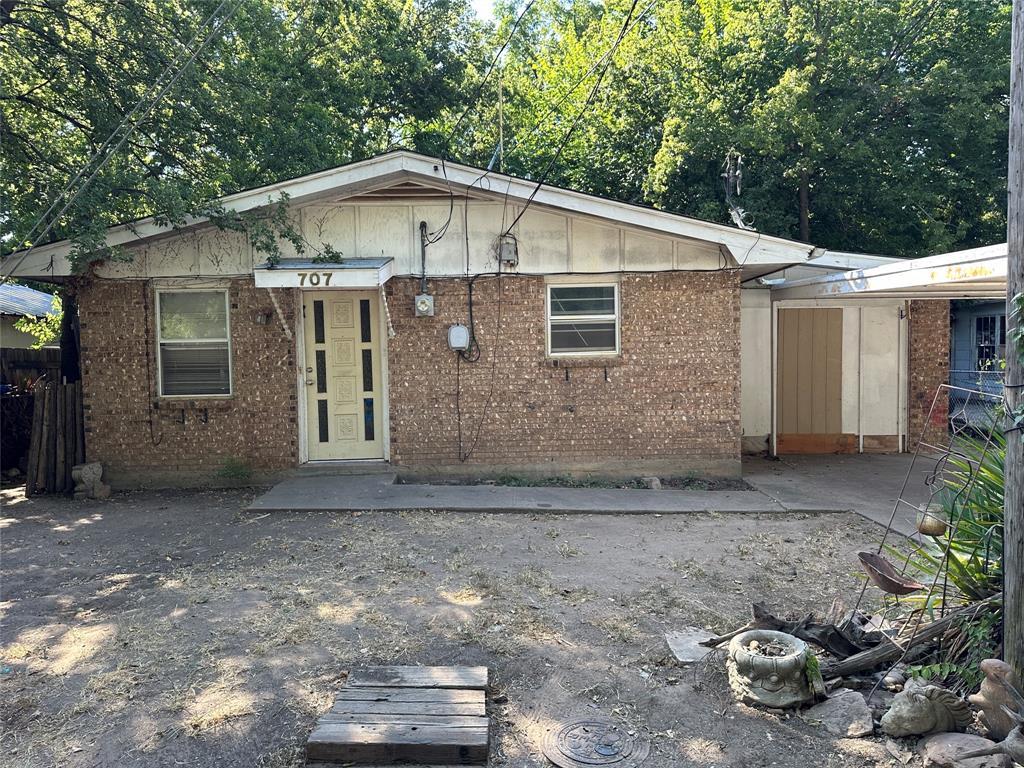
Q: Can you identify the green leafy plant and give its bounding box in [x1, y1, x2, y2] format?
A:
[889, 430, 1005, 607]
[13, 294, 62, 348]
[886, 429, 1005, 692]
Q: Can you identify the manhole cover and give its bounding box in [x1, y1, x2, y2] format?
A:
[541, 717, 650, 768]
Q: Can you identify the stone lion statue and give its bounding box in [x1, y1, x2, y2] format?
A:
[880, 677, 973, 737]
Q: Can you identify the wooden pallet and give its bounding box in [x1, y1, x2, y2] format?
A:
[306, 666, 489, 765]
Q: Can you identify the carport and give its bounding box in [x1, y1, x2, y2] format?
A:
[762, 244, 1008, 456]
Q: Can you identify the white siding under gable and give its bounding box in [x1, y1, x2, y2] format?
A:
[88, 198, 743, 279]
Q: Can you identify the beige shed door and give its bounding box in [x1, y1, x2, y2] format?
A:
[776, 308, 853, 453]
[303, 291, 383, 461]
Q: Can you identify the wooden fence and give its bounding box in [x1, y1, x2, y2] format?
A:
[25, 381, 84, 496]
[1, 347, 61, 387]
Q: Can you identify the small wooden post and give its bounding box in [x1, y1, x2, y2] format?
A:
[75, 380, 85, 464]
[55, 384, 66, 493]
[46, 383, 58, 492]
[25, 382, 44, 497]
[1006, 0, 1024, 678]
[36, 383, 51, 493]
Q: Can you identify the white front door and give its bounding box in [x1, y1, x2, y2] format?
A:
[303, 291, 384, 460]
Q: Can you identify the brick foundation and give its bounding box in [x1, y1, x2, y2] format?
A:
[385, 272, 742, 476]
[907, 299, 950, 448]
[78, 278, 298, 485]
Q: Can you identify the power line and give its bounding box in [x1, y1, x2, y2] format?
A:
[467, 0, 660, 194]
[2, 0, 245, 282]
[426, 0, 537, 246]
[502, 0, 642, 236]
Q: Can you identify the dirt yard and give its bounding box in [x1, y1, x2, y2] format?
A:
[1, 487, 904, 767]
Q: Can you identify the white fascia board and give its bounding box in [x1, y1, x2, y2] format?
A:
[805, 251, 903, 270]
[771, 244, 1008, 301]
[6, 150, 815, 278]
[406, 155, 813, 265]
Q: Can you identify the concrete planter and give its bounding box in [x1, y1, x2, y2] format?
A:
[727, 629, 813, 708]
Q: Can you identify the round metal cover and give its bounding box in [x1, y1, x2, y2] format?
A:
[541, 717, 650, 768]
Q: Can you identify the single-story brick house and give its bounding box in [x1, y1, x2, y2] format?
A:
[6, 151, 946, 486]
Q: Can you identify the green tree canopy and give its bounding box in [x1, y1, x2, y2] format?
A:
[1, 0, 1012, 263]
[468, 0, 1011, 256]
[1, 0, 483, 264]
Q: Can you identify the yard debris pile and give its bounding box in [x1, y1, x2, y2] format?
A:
[686, 417, 1017, 765]
[691, 594, 1024, 764]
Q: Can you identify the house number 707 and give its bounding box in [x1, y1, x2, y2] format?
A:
[297, 272, 332, 286]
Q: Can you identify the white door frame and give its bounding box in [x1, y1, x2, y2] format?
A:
[294, 288, 391, 463]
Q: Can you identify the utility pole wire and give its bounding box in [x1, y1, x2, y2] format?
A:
[1, 0, 245, 282]
[467, 0, 659, 194]
[427, 0, 537, 246]
[503, 0, 642, 235]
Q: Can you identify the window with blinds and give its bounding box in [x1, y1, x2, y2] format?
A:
[547, 284, 619, 356]
[157, 290, 231, 396]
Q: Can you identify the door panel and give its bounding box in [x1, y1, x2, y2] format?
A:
[777, 308, 851, 453]
[304, 291, 383, 460]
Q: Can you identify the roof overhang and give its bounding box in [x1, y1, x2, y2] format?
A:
[770, 244, 1008, 301]
[253, 258, 393, 289]
[5, 151, 814, 280]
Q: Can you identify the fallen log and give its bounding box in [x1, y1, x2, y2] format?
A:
[821, 594, 1003, 678]
[700, 603, 874, 658]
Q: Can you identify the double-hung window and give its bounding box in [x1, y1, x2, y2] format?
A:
[547, 284, 619, 356]
[157, 290, 232, 396]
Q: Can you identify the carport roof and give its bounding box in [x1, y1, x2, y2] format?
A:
[769, 243, 1008, 300]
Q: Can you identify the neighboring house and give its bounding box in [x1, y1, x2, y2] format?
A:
[3, 151, 949, 486]
[767, 245, 1007, 447]
[950, 299, 1006, 381]
[0, 283, 58, 349]
[949, 299, 1006, 427]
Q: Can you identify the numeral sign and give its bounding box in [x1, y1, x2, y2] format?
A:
[298, 272, 333, 286]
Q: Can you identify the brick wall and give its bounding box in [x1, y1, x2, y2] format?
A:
[385, 271, 742, 476]
[78, 278, 298, 485]
[908, 299, 950, 448]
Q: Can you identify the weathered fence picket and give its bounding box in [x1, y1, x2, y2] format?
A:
[25, 380, 84, 496]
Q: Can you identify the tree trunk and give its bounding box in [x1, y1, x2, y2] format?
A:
[799, 170, 811, 242]
[1006, 0, 1024, 681]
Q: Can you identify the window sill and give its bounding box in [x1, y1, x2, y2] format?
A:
[545, 355, 623, 368]
[154, 397, 233, 411]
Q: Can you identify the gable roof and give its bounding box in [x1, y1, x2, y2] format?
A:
[5, 150, 816, 279]
[0, 283, 59, 316]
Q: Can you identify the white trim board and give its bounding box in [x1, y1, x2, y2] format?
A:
[6, 151, 815, 279]
[770, 244, 1007, 300]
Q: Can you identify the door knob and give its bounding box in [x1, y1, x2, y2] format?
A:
[306, 379, 314, 385]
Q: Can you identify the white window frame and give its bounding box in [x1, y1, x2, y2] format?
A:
[546, 283, 620, 357]
[155, 288, 233, 397]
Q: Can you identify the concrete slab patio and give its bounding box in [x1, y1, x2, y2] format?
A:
[247, 473, 795, 515]
[247, 453, 929, 536]
[744, 453, 932, 537]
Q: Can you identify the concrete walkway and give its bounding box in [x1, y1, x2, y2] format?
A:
[247, 453, 927, 536]
[744, 453, 928, 536]
[247, 472, 805, 515]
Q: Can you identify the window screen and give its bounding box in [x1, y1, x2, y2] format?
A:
[548, 285, 618, 355]
[158, 291, 231, 395]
